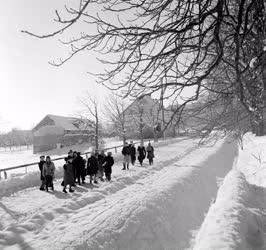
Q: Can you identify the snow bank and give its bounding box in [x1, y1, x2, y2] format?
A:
[194, 133, 266, 250]
[193, 170, 251, 250]
[0, 161, 64, 197]
[236, 133, 266, 187]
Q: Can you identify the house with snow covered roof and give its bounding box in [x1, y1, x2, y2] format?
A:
[122, 95, 163, 139]
[32, 114, 94, 153]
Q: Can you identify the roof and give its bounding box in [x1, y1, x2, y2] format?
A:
[123, 95, 160, 114]
[33, 114, 93, 132]
[47, 114, 79, 131]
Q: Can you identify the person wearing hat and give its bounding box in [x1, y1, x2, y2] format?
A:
[62, 157, 75, 193]
[97, 150, 106, 181]
[103, 152, 114, 181]
[38, 155, 46, 191]
[87, 152, 99, 184]
[146, 142, 155, 165]
[137, 142, 146, 166]
[122, 142, 131, 170]
[129, 141, 136, 166]
[73, 152, 86, 185]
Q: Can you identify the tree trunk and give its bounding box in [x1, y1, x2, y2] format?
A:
[153, 129, 158, 142]
[95, 108, 99, 151]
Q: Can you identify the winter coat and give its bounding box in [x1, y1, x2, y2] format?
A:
[73, 155, 85, 173]
[63, 162, 75, 186]
[98, 154, 106, 172]
[38, 160, 45, 180]
[42, 162, 55, 178]
[137, 146, 146, 160]
[146, 145, 154, 159]
[103, 155, 114, 174]
[87, 156, 98, 175]
[122, 145, 131, 156]
[129, 145, 136, 156]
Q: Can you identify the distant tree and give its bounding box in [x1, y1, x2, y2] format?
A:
[104, 93, 127, 144]
[78, 91, 102, 151]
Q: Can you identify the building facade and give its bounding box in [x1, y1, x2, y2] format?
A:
[32, 114, 94, 153]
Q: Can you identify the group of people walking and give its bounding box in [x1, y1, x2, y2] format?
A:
[121, 141, 155, 169]
[38, 141, 154, 193]
[38, 150, 114, 193]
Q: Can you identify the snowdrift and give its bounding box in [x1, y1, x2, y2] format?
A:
[193, 170, 250, 250]
[194, 133, 266, 250]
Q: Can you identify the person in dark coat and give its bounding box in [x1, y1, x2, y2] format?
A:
[129, 141, 136, 166]
[146, 142, 154, 165]
[73, 152, 86, 185]
[98, 150, 106, 181]
[62, 157, 75, 193]
[87, 152, 99, 184]
[122, 142, 131, 170]
[38, 155, 46, 191]
[78, 152, 86, 184]
[137, 142, 146, 166]
[42, 156, 55, 192]
[103, 152, 114, 181]
[68, 150, 74, 159]
[72, 151, 78, 183]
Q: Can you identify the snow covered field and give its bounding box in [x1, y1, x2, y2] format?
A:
[0, 136, 241, 250]
[0, 137, 124, 178]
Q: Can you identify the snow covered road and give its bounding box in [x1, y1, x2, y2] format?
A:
[0, 138, 238, 250]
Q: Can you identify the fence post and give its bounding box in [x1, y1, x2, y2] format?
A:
[115, 147, 117, 153]
[25, 167, 28, 174]
[4, 171, 7, 179]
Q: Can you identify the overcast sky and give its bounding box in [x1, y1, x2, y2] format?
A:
[0, 1, 110, 132]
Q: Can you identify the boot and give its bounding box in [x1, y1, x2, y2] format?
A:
[69, 188, 75, 193]
[63, 188, 67, 193]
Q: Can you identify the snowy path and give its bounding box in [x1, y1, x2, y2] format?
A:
[0, 138, 238, 250]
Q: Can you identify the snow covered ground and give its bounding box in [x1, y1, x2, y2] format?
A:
[0, 137, 239, 250]
[193, 133, 266, 250]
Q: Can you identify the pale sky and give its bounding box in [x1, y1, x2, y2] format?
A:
[0, 1, 109, 132]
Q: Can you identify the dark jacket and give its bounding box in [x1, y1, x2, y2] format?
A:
[98, 154, 106, 167]
[73, 155, 85, 172]
[137, 146, 146, 160]
[122, 145, 131, 156]
[63, 162, 74, 186]
[129, 144, 136, 156]
[103, 155, 114, 174]
[38, 160, 45, 180]
[87, 156, 98, 175]
[146, 145, 154, 159]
